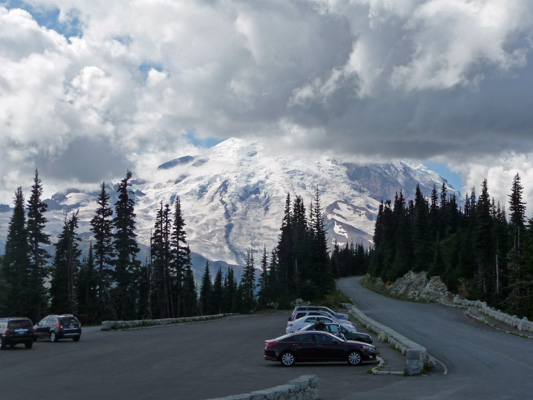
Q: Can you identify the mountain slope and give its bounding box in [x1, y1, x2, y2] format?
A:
[0, 138, 458, 268]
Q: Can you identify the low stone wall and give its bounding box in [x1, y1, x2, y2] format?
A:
[452, 296, 533, 333]
[345, 304, 428, 375]
[206, 375, 318, 400]
[101, 314, 227, 331]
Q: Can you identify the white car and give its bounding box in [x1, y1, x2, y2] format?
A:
[286, 315, 356, 334]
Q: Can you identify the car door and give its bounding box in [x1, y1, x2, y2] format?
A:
[313, 333, 345, 361]
[35, 317, 51, 338]
[291, 333, 318, 361]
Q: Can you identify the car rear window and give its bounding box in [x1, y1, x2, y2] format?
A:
[59, 317, 79, 326]
[8, 320, 32, 329]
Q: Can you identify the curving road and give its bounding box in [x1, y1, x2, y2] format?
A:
[337, 276, 533, 399]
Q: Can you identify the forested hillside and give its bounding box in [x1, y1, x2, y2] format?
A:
[368, 175, 533, 320]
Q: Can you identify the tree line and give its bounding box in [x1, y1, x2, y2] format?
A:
[0, 171, 338, 324]
[368, 175, 533, 320]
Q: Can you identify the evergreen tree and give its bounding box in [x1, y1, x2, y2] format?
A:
[26, 169, 50, 321]
[171, 197, 188, 317]
[2, 187, 31, 316]
[239, 249, 256, 313]
[276, 193, 293, 297]
[50, 212, 81, 314]
[199, 261, 213, 315]
[113, 170, 140, 320]
[180, 246, 197, 317]
[223, 267, 237, 313]
[77, 243, 99, 324]
[151, 202, 173, 317]
[309, 188, 333, 297]
[412, 185, 432, 272]
[212, 268, 224, 314]
[475, 179, 495, 295]
[90, 182, 115, 320]
[257, 246, 270, 308]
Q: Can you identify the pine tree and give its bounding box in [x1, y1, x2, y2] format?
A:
[151, 202, 173, 317]
[199, 261, 213, 315]
[77, 243, 99, 324]
[171, 197, 188, 317]
[180, 246, 197, 317]
[2, 187, 31, 316]
[90, 182, 115, 320]
[309, 187, 333, 297]
[239, 249, 256, 313]
[276, 193, 293, 297]
[26, 169, 50, 321]
[50, 212, 81, 314]
[113, 171, 140, 320]
[212, 268, 224, 314]
[475, 179, 495, 295]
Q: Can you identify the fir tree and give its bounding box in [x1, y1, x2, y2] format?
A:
[77, 243, 99, 324]
[2, 187, 31, 316]
[90, 182, 115, 320]
[199, 261, 213, 315]
[239, 249, 256, 313]
[50, 212, 81, 314]
[113, 170, 140, 320]
[26, 170, 50, 321]
[180, 246, 197, 317]
[171, 197, 188, 317]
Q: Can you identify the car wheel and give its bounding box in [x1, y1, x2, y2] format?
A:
[0, 338, 5, 350]
[50, 332, 57, 342]
[25, 341, 33, 349]
[347, 351, 362, 366]
[280, 351, 296, 367]
[73, 336, 80, 342]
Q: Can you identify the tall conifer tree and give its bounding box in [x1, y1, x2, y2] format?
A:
[90, 182, 115, 320]
[113, 171, 140, 319]
[26, 170, 50, 321]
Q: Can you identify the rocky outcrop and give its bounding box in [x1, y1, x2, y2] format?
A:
[388, 271, 453, 302]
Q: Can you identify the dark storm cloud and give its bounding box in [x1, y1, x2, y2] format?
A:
[37, 136, 133, 183]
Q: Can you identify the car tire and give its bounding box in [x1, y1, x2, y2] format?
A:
[347, 351, 362, 366]
[0, 338, 5, 350]
[50, 332, 57, 342]
[280, 351, 296, 367]
[73, 336, 80, 342]
[25, 341, 33, 349]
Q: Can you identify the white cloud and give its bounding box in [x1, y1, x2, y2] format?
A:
[1, 0, 533, 208]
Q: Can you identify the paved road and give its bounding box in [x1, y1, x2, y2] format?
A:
[337, 276, 533, 399]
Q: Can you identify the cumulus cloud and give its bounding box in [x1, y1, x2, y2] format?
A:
[1, 0, 533, 209]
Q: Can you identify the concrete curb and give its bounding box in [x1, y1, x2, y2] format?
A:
[206, 375, 318, 400]
[344, 303, 428, 375]
[100, 314, 233, 331]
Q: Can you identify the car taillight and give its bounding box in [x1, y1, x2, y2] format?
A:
[57, 323, 62, 328]
[4, 329, 9, 334]
[265, 341, 278, 348]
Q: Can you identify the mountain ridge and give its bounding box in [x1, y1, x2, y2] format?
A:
[0, 138, 458, 271]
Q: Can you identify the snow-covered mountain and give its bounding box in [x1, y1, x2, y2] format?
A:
[0, 138, 458, 270]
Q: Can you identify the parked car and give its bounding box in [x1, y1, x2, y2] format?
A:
[289, 306, 350, 321]
[286, 315, 355, 334]
[34, 314, 82, 342]
[300, 322, 373, 344]
[264, 331, 377, 366]
[0, 317, 36, 349]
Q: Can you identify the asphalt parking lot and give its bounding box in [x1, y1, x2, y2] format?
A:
[0, 310, 407, 400]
